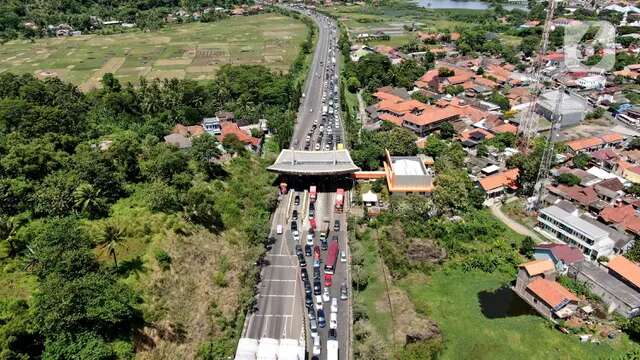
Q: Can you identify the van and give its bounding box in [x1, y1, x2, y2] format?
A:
[276, 224, 283, 235]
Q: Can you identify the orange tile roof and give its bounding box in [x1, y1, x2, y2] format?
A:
[619, 159, 634, 171]
[403, 105, 460, 126]
[478, 168, 519, 191]
[566, 137, 604, 151]
[450, 32, 460, 41]
[526, 278, 577, 308]
[486, 64, 511, 83]
[373, 91, 404, 102]
[491, 123, 518, 134]
[217, 121, 260, 146]
[474, 76, 499, 88]
[601, 133, 624, 143]
[608, 256, 640, 289]
[377, 99, 427, 115]
[507, 87, 530, 99]
[378, 113, 403, 126]
[519, 259, 555, 276]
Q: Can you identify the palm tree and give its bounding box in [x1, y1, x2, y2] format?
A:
[99, 221, 126, 269]
[0, 217, 18, 258]
[73, 183, 102, 216]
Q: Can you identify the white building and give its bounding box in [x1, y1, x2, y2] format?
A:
[202, 117, 221, 135]
[537, 205, 615, 260]
[575, 75, 606, 90]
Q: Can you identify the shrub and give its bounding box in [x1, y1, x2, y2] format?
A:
[154, 249, 172, 270]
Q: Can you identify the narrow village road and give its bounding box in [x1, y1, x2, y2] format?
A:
[489, 203, 543, 243]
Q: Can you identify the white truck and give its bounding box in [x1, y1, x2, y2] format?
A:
[327, 339, 339, 360]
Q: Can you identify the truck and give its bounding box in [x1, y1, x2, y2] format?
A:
[335, 188, 344, 213]
[324, 239, 339, 275]
[319, 219, 330, 242]
[309, 186, 317, 203]
[326, 339, 339, 360]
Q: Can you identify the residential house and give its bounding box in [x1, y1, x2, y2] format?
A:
[594, 177, 626, 203]
[534, 243, 585, 274]
[591, 148, 620, 170]
[513, 259, 579, 320]
[506, 87, 532, 107]
[202, 117, 222, 135]
[622, 165, 640, 184]
[374, 45, 404, 65]
[600, 204, 640, 240]
[217, 121, 261, 152]
[565, 133, 625, 155]
[613, 64, 640, 80]
[537, 204, 622, 259]
[545, 184, 605, 212]
[477, 168, 519, 200]
[164, 123, 205, 149]
[569, 259, 640, 318]
[350, 44, 375, 62]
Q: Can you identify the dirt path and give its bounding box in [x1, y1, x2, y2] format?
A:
[490, 203, 543, 242]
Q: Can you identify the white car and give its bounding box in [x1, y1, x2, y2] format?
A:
[292, 229, 299, 236]
[340, 251, 347, 263]
[329, 311, 337, 329]
[307, 233, 314, 246]
[315, 143, 320, 151]
[331, 298, 338, 313]
[315, 295, 323, 310]
[294, 234, 299, 242]
[323, 287, 330, 302]
[313, 336, 321, 356]
[276, 224, 283, 235]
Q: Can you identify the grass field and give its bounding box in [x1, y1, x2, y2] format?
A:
[400, 270, 636, 359]
[0, 14, 307, 91]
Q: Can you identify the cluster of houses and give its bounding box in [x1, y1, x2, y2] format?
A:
[163, 111, 264, 154]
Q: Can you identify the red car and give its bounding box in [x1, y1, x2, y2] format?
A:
[313, 245, 321, 260]
[324, 273, 333, 287]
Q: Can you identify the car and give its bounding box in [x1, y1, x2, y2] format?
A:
[317, 309, 326, 327]
[304, 282, 312, 296]
[295, 245, 303, 256]
[290, 221, 298, 235]
[276, 224, 283, 235]
[313, 258, 321, 269]
[297, 253, 306, 267]
[324, 273, 333, 287]
[292, 210, 298, 221]
[301, 268, 309, 282]
[308, 308, 316, 321]
[333, 220, 340, 231]
[321, 238, 328, 251]
[306, 233, 314, 246]
[329, 312, 337, 329]
[304, 144, 310, 150]
[310, 318, 318, 336]
[293, 233, 300, 242]
[340, 282, 348, 300]
[328, 328, 337, 340]
[323, 287, 330, 302]
[305, 244, 312, 257]
[312, 335, 321, 356]
[309, 205, 315, 218]
[313, 267, 321, 280]
[331, 298, 338, 313]
[310, 108, 313, 113]
[324, 144, 330, 151]
[305, 292, 313, 308]
[340, 251, 347, 263]
[314, 143, 320, 151]
[315, 295, 323, 310]
[313, 280, 321, 295]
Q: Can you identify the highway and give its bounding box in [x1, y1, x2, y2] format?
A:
[238, 5, 351, 360]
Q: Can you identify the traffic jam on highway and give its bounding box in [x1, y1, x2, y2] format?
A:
[303, 22, 341, 152]
[284, 186, 346, 360]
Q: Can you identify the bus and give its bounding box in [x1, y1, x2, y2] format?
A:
[335, 188, 344, 213]
[309, 186, 317, 203]
[324, 239, 339, 275]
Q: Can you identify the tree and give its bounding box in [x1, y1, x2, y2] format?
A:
[439, 122, 455, 139]
[520, 236, 535, 258]
[433, 168, 476, 215]
[489, 91, 510, 111]
[556, 173, 581, 186]
[73, 183, 106, 218]
[375, 127, 418, 155]
[520, 35, 540, 57]
[572, 152, 591, 169]
[191, 133, 223, 177]
[347, 76, 361, 93]
[444, 85, 464, 96]
[101, 73, 121, 92]
[98, 221, 126, 269]
[222, 134, 246, 154]
[438, 67, 454, 77]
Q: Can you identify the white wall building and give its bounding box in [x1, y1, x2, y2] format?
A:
[575, 75, 606, 90]
[537, 205, 615, 260]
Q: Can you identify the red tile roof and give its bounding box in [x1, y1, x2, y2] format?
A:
[460, 128, 495, 141]
[527, 278, 578, 308]
[547, 184, 599, 207]
[403, 105, 460, 126]
[591, 148, 619, 162]
[608, 256, 640, 289]
[378, 112, 403, 126]
[566, 133, 624, 151]
[372, 91, 404, 102]
[535, 243, 584, 265]
[479, 168, 519, 191]
[377, 99, 428, 115]
[519, 259, 555, 276]
[600, 205, 640, 236]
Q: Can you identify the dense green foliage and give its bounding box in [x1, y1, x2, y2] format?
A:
[0, 57, 301, 355]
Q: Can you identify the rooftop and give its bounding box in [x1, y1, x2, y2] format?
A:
[608, 256, 640, 290]
[535, 243, 585, 265]
[519, 259, 555, 276]
[478, 168, 519, 192]
[268, 150, 360, 175]
[391, 157, 427, 176]
[526, 278, 577, 308]
[540, 205, 610, 240]
[574, 260, 640, 309]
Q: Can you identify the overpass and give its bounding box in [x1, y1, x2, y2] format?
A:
[268, 149, 360, 175]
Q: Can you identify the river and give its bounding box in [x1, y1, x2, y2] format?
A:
[414, 0, 528, 11]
